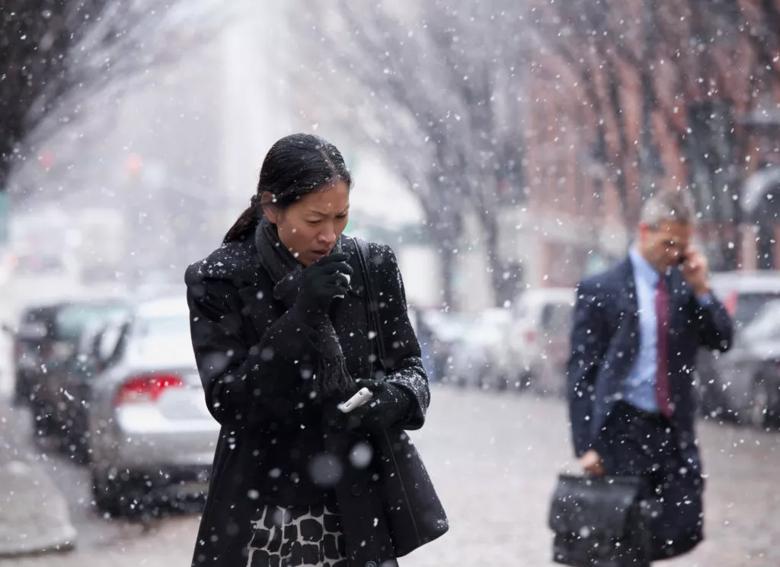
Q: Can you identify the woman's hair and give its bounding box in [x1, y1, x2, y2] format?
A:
[223, 133, 352, 243]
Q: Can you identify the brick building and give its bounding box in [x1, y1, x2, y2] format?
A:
[520, 0, 780, 283]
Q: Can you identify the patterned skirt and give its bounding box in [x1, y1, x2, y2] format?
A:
[245, 504, 347, 567]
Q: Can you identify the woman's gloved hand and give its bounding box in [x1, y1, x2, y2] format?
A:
[295, 253, 353, 318]
[345, 379, 412, 431]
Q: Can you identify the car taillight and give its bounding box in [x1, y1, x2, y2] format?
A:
[724, 291, 738, 317]
[524, 330, 537, 344]
[113, 373, 184, 406]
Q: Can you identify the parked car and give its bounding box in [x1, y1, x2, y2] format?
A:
[12, 304, 64, 407]
[418, 309, 473, 384]
[49, 307, 131, 462]
[29, 299, 129, 439]
[448, 308, 514, 390]
[697, 271, 780, 427]
[508, 288, 575, 396]
[86, 296, 219, 515]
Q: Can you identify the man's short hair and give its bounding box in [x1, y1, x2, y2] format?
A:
[639, 191, 695, 227]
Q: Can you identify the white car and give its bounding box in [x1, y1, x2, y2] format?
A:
[86, 296, 219, 515]
[508, 288, 575, 396]
[697, 271, 780, 426]
[417, 309, 473, 383]
[448, 308, 515, 390]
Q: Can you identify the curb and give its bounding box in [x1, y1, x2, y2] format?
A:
[0, 460, 77, 556]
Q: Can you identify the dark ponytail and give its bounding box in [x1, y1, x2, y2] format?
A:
[223, 133, 351, 243]
[223, 197, 261, 244]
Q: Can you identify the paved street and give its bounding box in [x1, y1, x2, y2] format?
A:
[2, 385, 779, 566]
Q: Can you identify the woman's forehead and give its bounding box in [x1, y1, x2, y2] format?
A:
[297, 181, 350, 212]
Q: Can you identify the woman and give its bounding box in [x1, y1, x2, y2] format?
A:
[185, 133, 446, 567]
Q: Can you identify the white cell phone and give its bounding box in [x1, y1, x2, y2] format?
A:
[337, 386, 373, 413]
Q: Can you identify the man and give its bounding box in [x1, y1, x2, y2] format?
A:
[567, 191, 733, 561]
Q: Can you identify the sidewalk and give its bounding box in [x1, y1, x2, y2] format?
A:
[0, 398, 77, 557]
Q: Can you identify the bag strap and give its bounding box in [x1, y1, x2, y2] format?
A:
[352, 237, 425, 544]
[352, 237, 387, 370]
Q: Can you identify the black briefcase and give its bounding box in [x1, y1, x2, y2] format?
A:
[548, 474, 651, 567]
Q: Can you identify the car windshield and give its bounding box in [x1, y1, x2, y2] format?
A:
[126, 312, 194, 367]
[459, 310, 510, 344]
[541, 303, 573, 331]
[741, 299, 780, 342]
[732, 292, 780, 329]
[423, 311, 472, 342]
[55, 303, 128, 341]
[462, 320, 503, 343]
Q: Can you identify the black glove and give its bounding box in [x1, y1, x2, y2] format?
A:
[295, 253, 354, 318]
[345, 379, 412, 431]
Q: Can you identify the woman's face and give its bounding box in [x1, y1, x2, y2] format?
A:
[265, 180, 350, 266]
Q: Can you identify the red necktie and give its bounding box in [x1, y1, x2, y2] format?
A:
[655, 277, 672, 418]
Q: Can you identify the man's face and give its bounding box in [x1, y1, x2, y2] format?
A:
[265, 180, 350, 267]
[638, 220, 693, 272]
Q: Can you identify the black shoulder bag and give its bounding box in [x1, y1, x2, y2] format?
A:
[548, 473, 651, 566]
[352, 237, 449, 557]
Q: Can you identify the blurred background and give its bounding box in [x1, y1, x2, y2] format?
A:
[1, 1, 780, 565]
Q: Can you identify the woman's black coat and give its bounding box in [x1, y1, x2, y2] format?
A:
[185, 232, 434, 566]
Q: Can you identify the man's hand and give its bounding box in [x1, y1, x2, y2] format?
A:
[681, 245, 710, 296]
[579, 449, 605, 476]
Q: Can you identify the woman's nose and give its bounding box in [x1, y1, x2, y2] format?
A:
[318, 227, 337, 245]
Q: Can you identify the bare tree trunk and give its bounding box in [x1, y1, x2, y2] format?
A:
[437, 243, 457, 310]
[480, 209, 510, 306]
[420, 193, 461, 309]
[0, 155, 12, 195]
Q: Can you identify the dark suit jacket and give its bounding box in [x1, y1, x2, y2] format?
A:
[567, 256, 733, 468]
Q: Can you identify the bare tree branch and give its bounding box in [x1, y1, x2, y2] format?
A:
[0, 0, 224, 194]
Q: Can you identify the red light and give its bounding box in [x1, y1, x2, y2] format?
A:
[38, 150, 55, 170]
[724, 291, 738, 316]
[524, 329, 537, 344]
[114, 373, 183, 406]
[125, 153, 143, 177]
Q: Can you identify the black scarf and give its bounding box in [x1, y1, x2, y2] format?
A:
[254, 218, 353, 396]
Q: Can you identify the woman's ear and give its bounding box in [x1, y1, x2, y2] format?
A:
[263, 205, 278, 224]
[261, 191, 279, 224]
